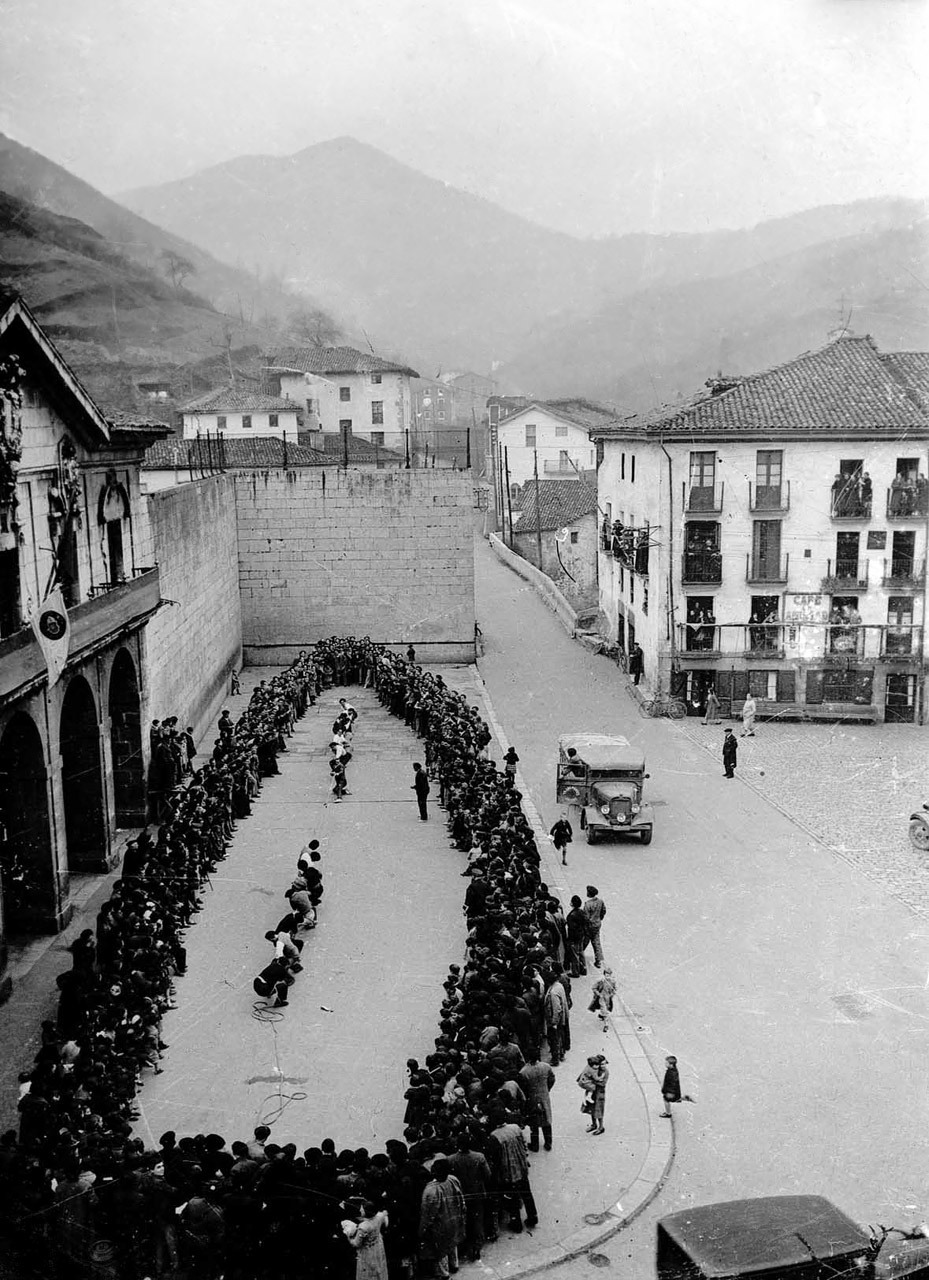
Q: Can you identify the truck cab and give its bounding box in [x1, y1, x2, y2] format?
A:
[556, 733, 653, 846]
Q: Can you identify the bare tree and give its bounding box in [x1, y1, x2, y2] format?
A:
[287, 306, 343, 348]
[161, 249, 196, 294]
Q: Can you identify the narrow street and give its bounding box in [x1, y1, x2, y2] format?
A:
[474, 535, 929, 1275]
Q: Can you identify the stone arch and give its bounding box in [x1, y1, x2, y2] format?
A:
[60, 675, 105, 871]
[109, 648, 145, 827]
[0, 711, 54, 930]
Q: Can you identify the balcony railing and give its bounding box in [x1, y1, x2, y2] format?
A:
[681, 622, 720, 655]
[746, 552, 789, 584]
[674, 621, 923, 663]
[682, 550, 722, 584]
[684, 481, 724, 514]
[882, 557, 924, 588]
[0, 567, 161, 706]
[887, 479, 929, 520]
[822, 558, 868, 590]
[749, 480, 790, 512]
[830, 484, 872, 520]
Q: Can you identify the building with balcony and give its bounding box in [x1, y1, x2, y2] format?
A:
[492, 399, 616, 488]
[0, 293, 170, 999]
[591, 336, 929, 724]
[266, 346, 419, 455]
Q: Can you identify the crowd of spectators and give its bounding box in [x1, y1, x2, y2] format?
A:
[1, 637, 586, 1280]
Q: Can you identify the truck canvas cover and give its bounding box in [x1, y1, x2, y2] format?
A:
[657, 1196, 871, 1279]
[558, 733, 645, 773]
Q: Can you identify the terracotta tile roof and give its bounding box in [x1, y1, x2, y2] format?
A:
[511, 474, 598, 532]
[180, 387, 301, 414]
[315, 432, 405, 463]
[500, 398, 619, 431]
[880, 350, 929, 409]
[268, 345, 420, 378]
[143, 435, 327, 469]
[590, 335, 929, 441]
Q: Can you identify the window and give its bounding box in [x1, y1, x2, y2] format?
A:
[555, 423, 568, 438]
[339, 419, 352, 434]
[106, 519, 125, 586]
[834, 530, 860, 580]
[371, 431, 385, 446]
[630, 575, 634, 603]
[269, 413, 279, 429]
[559, 450, 570, 468]
[305, 398, 315, 414]
[340, 386, 351, 401]
[0, 547, 21, 636]
[570, 530, 579, 544]
[437, 411, 446, 421]
[242, 414, 252, 430]
[642, 582, 649, 614]
[621, 453, 625, 480]
[525, 424, 536, 447]
[371, 373, 382, 385]
[748, 670, 776, 700]
[806, 668, 873, 705]
[756, 449, 782, 489]
[371, 401, 384, 425]
[891, 530, 916, 577]
[631, 456, 636, 484]
[216, 415, 226, 431]
[690, 451, 715, 488]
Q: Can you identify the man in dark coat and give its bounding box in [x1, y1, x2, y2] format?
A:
[412, 762, 430, 821]
[549, 813, 573, 866]
[518, 1049, 555, 1151]
[629, 643, 644, 686]
[722, 728, 738, 779]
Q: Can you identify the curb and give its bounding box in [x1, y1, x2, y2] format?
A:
[464, 663, 675, 1276]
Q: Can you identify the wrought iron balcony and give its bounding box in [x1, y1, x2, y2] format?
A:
[680, 622, 720, 656]
[882, 557, 924, 589]
[0, 567, 161, 707]
[684, 481, 724, 514]
[746, 552, 789, 584]
[749, 480, 790, 512]
[822, 558, 868, 591]
[673, 621, 921, 664]
[830, 485, 872, 520]
[681, 550, 722, 584]
[886, 479, 929, 520]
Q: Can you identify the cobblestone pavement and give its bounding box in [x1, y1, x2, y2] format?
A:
[678, 718, 929, 921]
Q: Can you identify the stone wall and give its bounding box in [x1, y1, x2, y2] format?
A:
[144, 475, 242, 738]
[235, 469, 476, 663]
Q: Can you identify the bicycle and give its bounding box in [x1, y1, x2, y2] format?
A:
[638, 692, 687, 719]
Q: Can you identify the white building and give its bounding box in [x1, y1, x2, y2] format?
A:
[591, 336, 929, 724]
[267, 346, 419, 454]
[493, 399, 616, 489]
[180, 388, 301, 440]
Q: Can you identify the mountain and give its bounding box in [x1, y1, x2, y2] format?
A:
[0, 133, 331, 343]
[498, 219, 929, 409]
[121, 136, 927, 377]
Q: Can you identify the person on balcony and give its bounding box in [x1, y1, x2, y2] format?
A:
[859, 472, 872, 510]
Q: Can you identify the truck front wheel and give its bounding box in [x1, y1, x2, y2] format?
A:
[586, 827, 598, 845]
[640, 827, 653, 846]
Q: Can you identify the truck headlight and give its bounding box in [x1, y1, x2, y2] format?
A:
[600, 804, 610, 815]
[631, 804, 640, 814]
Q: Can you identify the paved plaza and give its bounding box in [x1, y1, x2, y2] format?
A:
[473, 536, 929, 1278]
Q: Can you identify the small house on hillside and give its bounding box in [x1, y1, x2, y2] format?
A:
[266, 345, 419, 454]
[180, 388, 301, 440]
[494, 398, 616, 487]
[508, 473, 599, 607]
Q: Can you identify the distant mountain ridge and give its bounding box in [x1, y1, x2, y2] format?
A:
[120, 135, 927, 391]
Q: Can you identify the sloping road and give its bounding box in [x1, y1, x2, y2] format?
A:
[474, 536, 929, 1275]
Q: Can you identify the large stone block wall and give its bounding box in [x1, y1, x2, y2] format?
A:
[235, 469, 476, 663]
[144, 475, 242, 738]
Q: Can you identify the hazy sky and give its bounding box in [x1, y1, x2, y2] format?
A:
[1, 0, 926, 236]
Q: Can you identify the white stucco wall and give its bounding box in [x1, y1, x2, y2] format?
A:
[497, 408, 596, 487]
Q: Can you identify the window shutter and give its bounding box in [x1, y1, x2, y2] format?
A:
[776, 670, 796, 702]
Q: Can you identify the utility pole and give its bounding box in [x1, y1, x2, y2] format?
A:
[504, 447, 514, 548]
[533, 449, 543, 569]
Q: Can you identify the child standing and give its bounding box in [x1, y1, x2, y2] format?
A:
[659, 1055, 681, 1117]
